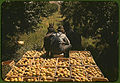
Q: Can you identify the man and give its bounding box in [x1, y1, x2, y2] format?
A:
[43, 23, 56, 57]
[50, 26, 72, 58]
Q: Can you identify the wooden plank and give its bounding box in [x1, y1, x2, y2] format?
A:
[57, 78, 73, 82]
[92, 77, 109, 82]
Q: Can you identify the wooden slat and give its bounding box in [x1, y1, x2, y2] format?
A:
[92, 77, 109, 82]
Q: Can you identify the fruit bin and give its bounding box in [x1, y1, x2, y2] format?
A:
[44, 58, 57, 67]
[23, 65, 41, 77]
[70, 51, 91, 59]
[32, 57, 45, 66]
[85, 65, 104, 81]
[16, 57, 34, 66]
[4, 50, 109, 82]
[23, 50, 45, 58]
[57, 58, 70, 67]
[69, 51, 80, 58]
[55, 67, 71, 78]
[79, 51, 91, 57]
[82, 57, 96, 66]
[6, 66, 25, 77]
[23, 51, 36, 58]
[34, 51, 45, 57]
[40, 66, 57, 78]
[71, 65, 90, 82]
[71, 65, 86, 78]
[70, 57, 83, 66]
[4, 77, 23, 82]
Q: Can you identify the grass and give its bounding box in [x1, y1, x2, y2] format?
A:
[16, 11, 65, 61]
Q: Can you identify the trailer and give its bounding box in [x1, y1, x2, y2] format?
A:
[4, 50, 109, 82]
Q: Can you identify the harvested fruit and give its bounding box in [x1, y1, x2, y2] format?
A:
[4, 51, 107, 82]
[82, 57, 96, 65]
[79, 51, 91, 57]
[40, 67, 56, 77]
[74, 77, 90, 82]
[86, 66, 104, 80]
[16, 58, 33, 65]
[23, 51, 36, 57]
[6, 66, 25, 77]
[71, 66, 86, 78]
[32, 58, 44, 66]
[44, 58, 57, 66]
[23, 50, 45, 57]
[23, 77, 39, 82]
[34, 51, 43, 57]
[56, 67, 70, 78]
[57, 58, 70, 66]
[70, 58, 82, 65]
[24, 65, 40, 76]
[5, 77, 23, 82]
[70, 52, 80, 58]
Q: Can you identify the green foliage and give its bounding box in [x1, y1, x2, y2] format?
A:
[41, 3, 58, 17]
[16, 27, 47, 55]
[61, 1, 118, 51]
[25, 1, 58, 27]
[60, 1, 118, 81]
[2, 1, 58, 61]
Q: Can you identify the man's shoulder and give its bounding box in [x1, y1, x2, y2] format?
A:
[60, 33, 66, 37]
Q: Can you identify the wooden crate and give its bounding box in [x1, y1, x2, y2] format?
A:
[70, 57, 83, 66]
[44, 58, 57, 67]
[16, 57, 34, 66]
[71, 65, 86, 78]
[6, 69, 24, 77]
[4, 77, 23, 82]
[23, 65, 41, 77]
[69, 51, 80, 58]
[57, 58, 70, 67]
[55, 67, 71, 78]
[79, 51, 91, 57]
[23, 52, 35, 58]
[23, 50, 45, 58]
[23, 50, 36, 58]
[71, 65, 90, 82]
[85, 65, 104, 81]
[82, 57, 96, 66]
[40, 66, 56, 78]
[32, 57, 45, 66]
[70, 51, 92, 58]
